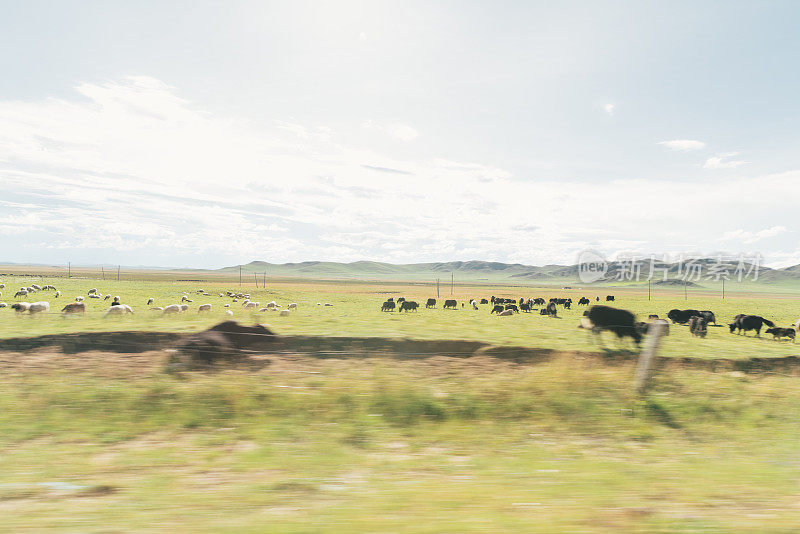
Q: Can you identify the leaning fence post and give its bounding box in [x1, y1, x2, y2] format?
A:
[633, 320, 667, 393]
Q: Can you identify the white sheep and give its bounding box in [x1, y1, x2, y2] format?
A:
[0, 302, 6, 308]
[150, 306, 164, 311]
[104, 294, 111, 300]
[287, 303, 298, 310]
[181, 295, 191, 302]
[75, 296, 84, 302]
[324, 303, 333, 307]
[225, 310, 234, 316]
[241, 299, 250, 307]
[55, 291, 61, 298]
[472, 300, 479, 310]
[31, 284, 41, 290]
[224, 303, 230, 308]
[0, 283, 4, 288]
[89, 294, 101, 299]
[104, 304, 134, 317]
[244, 302, 259, 309]
[147, 297, 154, 305]
[163, 304, 182, 314]
[279, 309, 290, 316]
[180, 304, 189, 312]
[14, 289, 28, 298]
[29, 301, 50, 314]
[198, 304, 212, 313]
[88, 288, 97, 294]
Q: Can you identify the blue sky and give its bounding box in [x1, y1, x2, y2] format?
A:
[1, 1, 799, 268]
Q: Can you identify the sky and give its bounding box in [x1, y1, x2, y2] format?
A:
[1, 1, 799, 269]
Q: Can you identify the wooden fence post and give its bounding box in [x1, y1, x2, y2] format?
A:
[633, 321, 667, 394]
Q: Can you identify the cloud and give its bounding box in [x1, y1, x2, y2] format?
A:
[603, 103, 615, 116]
[721, 226, 788, 244]
[704, 152, 748, 169]
[0, 76, 798, 268]
[658, 139, 706, 152]
[362, 120, 419, 141]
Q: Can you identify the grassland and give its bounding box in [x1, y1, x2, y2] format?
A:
[2, 270, 800, 531]
[1, 273, 799, 361]
[1, 349, 799, 532]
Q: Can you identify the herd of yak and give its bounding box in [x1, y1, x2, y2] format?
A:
[378, 295, 797, 346]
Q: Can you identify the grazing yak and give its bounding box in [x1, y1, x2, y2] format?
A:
[667, 309, 701, 324]
[540, 302, 558, 317]
[480, 298, 489, 304]
[605, 295, 615, 302]
[532, 297, 545, 305]
[490, 304, 505, 314]
[584, 305, 641, 345]
[61, 302, 86, 315]
[688, 316, 707, 338]
[578, 297, 590, 305]
[398, 301, 419, 312]
[765, 327, 796, 341]
[729, 314, 775, 336]
[443, 299, 457, 309]
[381, 300, 396, 312]
[519, 303, 532, 312]
[504, 304, 519, 314]
[426, 298, 436, 308]
[169, 321, 276, 367]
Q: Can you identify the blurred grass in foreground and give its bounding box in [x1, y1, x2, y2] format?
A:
[1, 353, 798, 532]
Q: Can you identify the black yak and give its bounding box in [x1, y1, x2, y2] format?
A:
[585, 305, 641, 345]
[729, 315, 775, 336]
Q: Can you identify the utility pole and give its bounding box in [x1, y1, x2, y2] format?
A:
[239, 266, 242, 286]
[451, 273, 454, 296]
[722, 278, 725, 299]
[253, 273, 258, 288]
[684, 280, 687, 300]
[102, 266, 105, 280]
[648, 279, 651, 301]
[117, 265, 120, 282]
[68, 262, 71, 279]
[263, 270, 267, 288]
[436, 278, 440, 298]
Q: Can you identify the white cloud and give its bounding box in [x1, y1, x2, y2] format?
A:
[704, 152, 748, 169]
[362, 120, 419, 141]
[658, 139, 706, 152]
[0, 76, 798, 268]
[604, 103, 615, 116]
[721, 226, 788, 244]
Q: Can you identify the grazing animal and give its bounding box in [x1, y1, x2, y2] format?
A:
[104, 304, 133, 317]
[198, 304, 212, 313]
[471, 300, 479, 310]
[88, 288, 97, 294]
[648, 314, 659, 320]
[584, 305, 641, 345]
[605, 295, 615, 302]
[11, 302, 31, 313]
[480, 298, 489, 304]
[532, 298, 545, 305]
[150, 307, 164, 311]
[243, 302, 259, 309]
[381, 300, 396, 312]
[170, 321, 275, 366]
[490, 304, 505, 314]
[504, 304, 519, 314]
[765, 327, 796, 341]
[443, 299, 457, 309]
[55, 291, 61, 298]
[688, 316, 707, 338]
[667, 309, 702, 324]
[14, 290, 27, 298]
[104, 294, 111, 300]
[163, 304, 182, 314]
[61, 302, 86, 315]
[729, 315, 775, 336]
[578, 297, 590, 305]
[180, 304, 189, 312]
[280, 309, 290, 316]
[540, 302, 557, 317]
[398, 301, 419, 312]
[225, 310, 234, 316]
[288, 303, 298, 310]
[26, 301, 50, 314]
[698, 310, 717, 325]
[324, 303, 333, 306]
[563, 300, 571, 309]
[147, 298, 155, 305]
[397, 297, 405, 303]
[519, 303, 532, 313]
[0, 302, 6, 308]
[182, 295, 191, 302]
[497, 309, 514, 316]
[426, 298, 436, 308]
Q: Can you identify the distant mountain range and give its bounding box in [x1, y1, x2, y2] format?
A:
[218, 258, 799, 284]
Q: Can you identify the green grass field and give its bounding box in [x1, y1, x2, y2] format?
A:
[2, 273, 800, 531]
[1, 275, 799, 360]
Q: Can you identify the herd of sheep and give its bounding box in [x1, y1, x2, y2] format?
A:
[0, 284, 315, 318]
